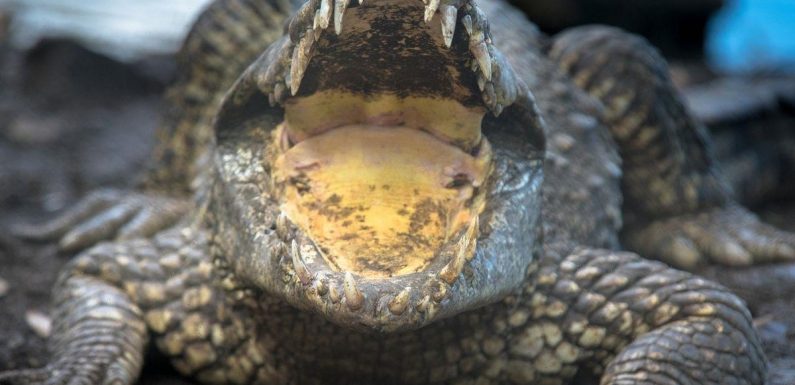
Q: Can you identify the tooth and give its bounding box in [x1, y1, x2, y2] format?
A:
[314, 276, 329, 296]
[494, 103, 504, 117]
[343, 272, 364, 310]
[424, 0, 440, 23]
[291, 240, 313, 285]
[290, 33, 314, 95]
[461, 15, 473, 34]
[438, 247, 467, 285]
[318, 0, 332, 30]
[276, 214, 290, 240]
[477, 76, 486, 92]
[416, 295, 431, 313]
[471, 40, 491, 81]
[483, 82, 496, 109]
[426, 303, 439, 319]
[440, 6, 457, 48]
[388, 288, 411, 315]
[334, 0, 350, 35]
[273, 82, 287, 104]
[329, 285, 341, 303]
[432, 281, 448, 303]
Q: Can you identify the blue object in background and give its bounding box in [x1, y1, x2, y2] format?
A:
[707, 0, 795, 73]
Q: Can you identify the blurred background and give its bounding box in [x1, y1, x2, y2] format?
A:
[1, 0, 794, 71]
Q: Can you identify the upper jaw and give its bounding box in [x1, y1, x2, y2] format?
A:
[211, 0, 546, 332]
[220, 0, 526, 119]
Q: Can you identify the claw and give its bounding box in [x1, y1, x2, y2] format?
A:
[14, 190, 119, 241]
[117, 208, 171, 241]
[59, 203, 139, 252]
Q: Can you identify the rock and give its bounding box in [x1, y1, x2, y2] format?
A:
[25, 310, 52, 338]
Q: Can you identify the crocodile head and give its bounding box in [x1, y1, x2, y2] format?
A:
[210, 0, 545, 332]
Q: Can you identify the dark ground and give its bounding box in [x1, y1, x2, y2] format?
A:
[1, 22, 795, 385]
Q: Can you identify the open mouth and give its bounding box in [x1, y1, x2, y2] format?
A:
[213, 0, 541, 331]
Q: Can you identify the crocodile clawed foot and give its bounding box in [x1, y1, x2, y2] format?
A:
[14, 188, 189, 253]
[625, 204, 795, 269]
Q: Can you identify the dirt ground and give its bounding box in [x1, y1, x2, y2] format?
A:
[1, 38, 795, 385]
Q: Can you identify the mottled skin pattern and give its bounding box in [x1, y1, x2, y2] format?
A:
[4, 0, 795, 383]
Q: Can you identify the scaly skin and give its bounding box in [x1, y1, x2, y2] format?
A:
[0, 0, 787, 383]
[549, 27, 795, 269]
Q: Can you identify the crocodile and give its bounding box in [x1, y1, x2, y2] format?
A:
[3, 0, 795, 383]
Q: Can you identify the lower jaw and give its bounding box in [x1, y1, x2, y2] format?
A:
[271, 123, 492, 279]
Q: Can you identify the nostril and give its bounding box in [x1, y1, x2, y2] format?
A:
[445, 174, 471, 189]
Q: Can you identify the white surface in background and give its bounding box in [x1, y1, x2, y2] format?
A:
[0, 0, 213, 61]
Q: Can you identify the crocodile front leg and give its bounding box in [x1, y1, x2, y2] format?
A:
[514, 248, 765, 385]
[547, 26, 795, 269]
[0, 227, 283, 384]
[14, 0, 295, 254]
[0, 275, 147, 385]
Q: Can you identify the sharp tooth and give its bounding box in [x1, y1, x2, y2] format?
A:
[276, 213, 290, 240]
[318, 0, 332, 30]
[424, 0, 440, 23]
[440, 6, 457, 48]
[291, 240, 313, 285]
[426, 302, 439, 319]
[333, 0, 350, 35]
[313, 9, 321, 30]
[343, 272, 364, 310]
[477, 76, 486, 92]
[483, 82, 496, 108]
[494, 103, 504, 117]
[471, 40, 491, 81]
[432, 283, 448, 303]
[461, 15, 473, 34]
[290, 33, 314, 95]
[416, 295, 431, 313]
[439, 217, 479, 285]
[314, 276, 329, 296]
[329, 285, 341, 303]
[438, 248, 467, 285]
[388, 288, 411, 315]
[273, 82, 287, 104]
